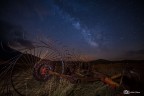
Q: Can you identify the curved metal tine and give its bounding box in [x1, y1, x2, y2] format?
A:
[37, 49, 48, 64]
[42, 44, 63, 61]
[12, 56, 29, 70]
[38, 46, 55, 63]
[5, 73, 12, 95]
[19, 51, 34, 72]
[27, 49, 36, 66]
[25, 51, 32, 66]
[40, 51, 49, 60]
[49, 53, 61, 61]
[13, 74, 28, 86]
[0, 54, 20, 69]
[28, 49, 34, 66]
[20, 51, 30, 64]
[16, 68, 31, 79]
[39, 40, 62, 55]
[0, 42, 12, 53]
[44, 50, 61, 61]
[13, 76, 31, 90]
[11, 71, 31, 95]
[40, 41, 54, 51]
[10, 54, 23, 71]
[14, 85, 26, 95]
[12, 75, 47, 96]
[17, 54, 32, 70]
[0, 58, 17, 80]
[0, 67, 12, 95]
[37, 47, 42, 60]
[33, 47, 38, 63]
[33, 45, 61, 60]
[24, 50, 31, 65]
[46, 38, 66, 54]
[10, 54, 25, 89]
[0, 53, 22, 67]
[12, 73, 25, 81]
[41, 48, 49, 60]
[0, 75, 7, 94]
[0, 65, 9, 77]
[14, 59, 27, 71]
[10, 54, 23, 76]
[0, 80, 7, 95]
[25, 50, 35, 73]
[31, 48, 39, 64]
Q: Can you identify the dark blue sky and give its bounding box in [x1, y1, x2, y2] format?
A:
[0, 0, 144, 60]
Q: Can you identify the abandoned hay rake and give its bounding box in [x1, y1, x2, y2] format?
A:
[0, 40, 123, 96]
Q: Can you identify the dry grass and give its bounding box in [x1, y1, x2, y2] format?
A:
[0, 63, 124, 96]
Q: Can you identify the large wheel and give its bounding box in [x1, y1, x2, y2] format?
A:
[10, 41, 64, 96]
[11, 58, 55, 96]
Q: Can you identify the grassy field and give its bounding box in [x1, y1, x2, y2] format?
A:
[0, 60, 143, 96]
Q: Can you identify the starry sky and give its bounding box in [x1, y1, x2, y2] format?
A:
[0, 0, 144, 60]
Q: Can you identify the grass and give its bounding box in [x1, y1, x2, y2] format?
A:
[0, 62, 125, 96]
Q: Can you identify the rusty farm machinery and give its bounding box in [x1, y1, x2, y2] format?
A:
[0, 40, 124, 96]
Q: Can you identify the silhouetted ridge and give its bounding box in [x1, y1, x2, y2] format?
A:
[0, 43, 21, 60]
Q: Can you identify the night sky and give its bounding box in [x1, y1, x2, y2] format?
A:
[0, 0, 144, 60]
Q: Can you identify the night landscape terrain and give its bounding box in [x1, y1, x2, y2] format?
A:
[0, 0, 144, 96]
[0, 44, 144, 96]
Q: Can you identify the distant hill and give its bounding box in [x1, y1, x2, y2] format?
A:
[90, 59, 112, 64]
[0, 43, 41, 62]
[89, 59, 144, 64]
[0, 44, 21, 60]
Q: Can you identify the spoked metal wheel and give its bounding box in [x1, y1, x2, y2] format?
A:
[11, 43, 64, 96]
[33, 61, 55, 82]
[0, 56, 20, 96]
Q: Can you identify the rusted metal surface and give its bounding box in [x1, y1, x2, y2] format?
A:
[35, 64, 120, 88]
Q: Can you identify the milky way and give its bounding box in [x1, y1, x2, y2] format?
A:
[54, 4, 99, 47]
